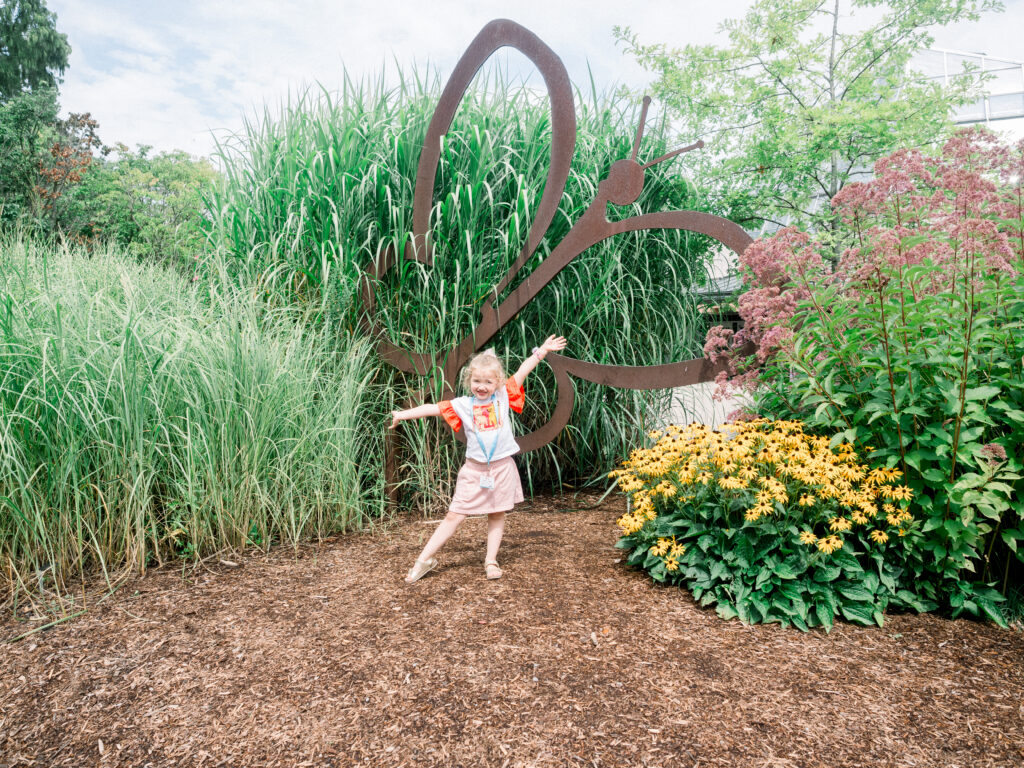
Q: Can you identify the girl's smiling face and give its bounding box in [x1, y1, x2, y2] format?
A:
[469, 368, 500, 401]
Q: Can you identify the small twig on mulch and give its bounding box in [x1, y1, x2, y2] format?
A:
[4, 610, 86, 643]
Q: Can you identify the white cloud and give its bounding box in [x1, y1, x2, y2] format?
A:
[46, 0, 1024, 157]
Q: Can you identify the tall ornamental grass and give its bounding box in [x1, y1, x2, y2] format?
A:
[206, 69, 717, 506]
[0, 238, 387, 609]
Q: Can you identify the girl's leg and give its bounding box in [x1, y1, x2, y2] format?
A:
[485, 511, 506, 564]
[416, 510, 465, 562]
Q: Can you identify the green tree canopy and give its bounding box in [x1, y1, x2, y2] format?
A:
[0, 85, 57, 223]
[0, 0, 71, 102]
[65, 144, 217, 266]
[616, 0, 1002, 234]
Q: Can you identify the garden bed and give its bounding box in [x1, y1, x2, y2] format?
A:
[2, 494, 1022, 767]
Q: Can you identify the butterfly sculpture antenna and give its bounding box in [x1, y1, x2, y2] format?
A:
[640, 140, 705, 170]
[630, 96, 653, 161]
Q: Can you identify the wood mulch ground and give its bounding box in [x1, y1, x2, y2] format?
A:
[2, 494, 1023, 768]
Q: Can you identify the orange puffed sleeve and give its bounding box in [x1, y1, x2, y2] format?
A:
[506, 377, 525, 413]
[438, 401, 461, 431]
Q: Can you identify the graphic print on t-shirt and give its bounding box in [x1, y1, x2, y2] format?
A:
[472, 402, 500, 431]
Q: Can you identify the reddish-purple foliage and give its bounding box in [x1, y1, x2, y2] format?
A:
[710, 127, 1024, 395]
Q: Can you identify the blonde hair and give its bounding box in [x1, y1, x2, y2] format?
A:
[460, 348, 505, 392]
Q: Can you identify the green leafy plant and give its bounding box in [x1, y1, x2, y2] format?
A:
[707, 129, 1024, 620]
[60, 143, 218, 269]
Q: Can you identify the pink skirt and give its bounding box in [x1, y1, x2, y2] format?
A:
[449, 456, 524, 516]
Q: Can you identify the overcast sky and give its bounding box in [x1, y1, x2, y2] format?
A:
[46, 0, 1024, 158]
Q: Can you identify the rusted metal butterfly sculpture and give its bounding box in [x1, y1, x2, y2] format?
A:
[362, 18, 752, 453]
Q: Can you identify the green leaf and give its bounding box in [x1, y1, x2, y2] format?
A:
[815, 601, 834, 632]
[734, 536, 755, 569]
[750, 594, 770, 622]
[958, 426, 985, 443]
[952, 472, 986, 492]
[878, 568, 896, 592]
[716, 603, 738, 621]
[978, 599, 1008, 628]
[997, 408, 1024, 424]
[944, 518, 965, 538]
[774, 561, 799, 580]
[904, 449, 935, 471]
[1001, 529, 1021, 553]
[689, 566, 711, 588]
[896, 590, 936, 613]
[735, 598, 750, 624]
[837, 584, 873, 603]
[900, 233, 929, 250]
[755, 568, 772, 591]
[813, 564, 842, 582]
[839, 601, 875, 626]
[964, 385, 1001, 401]
[819, 587, 839, 618]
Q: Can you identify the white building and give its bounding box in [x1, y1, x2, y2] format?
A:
[916, 48, 1024, 141]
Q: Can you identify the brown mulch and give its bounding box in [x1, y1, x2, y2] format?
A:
[2, 494, 1023, 768]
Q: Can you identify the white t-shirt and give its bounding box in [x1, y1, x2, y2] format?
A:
[439, 378, 525, 463]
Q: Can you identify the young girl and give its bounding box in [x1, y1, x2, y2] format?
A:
[390, 334, 567, 583]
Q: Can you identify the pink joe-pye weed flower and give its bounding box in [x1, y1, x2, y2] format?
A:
[705, 126, 1024, 399]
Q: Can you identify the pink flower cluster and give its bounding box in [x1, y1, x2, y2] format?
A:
[704, 228, 825, 397]
[708, 128, 1024, 397]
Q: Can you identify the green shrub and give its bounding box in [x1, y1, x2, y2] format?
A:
[63, 144, 218, 269]
[706, 129, 1024, 619]
[610, 419, 999, 631]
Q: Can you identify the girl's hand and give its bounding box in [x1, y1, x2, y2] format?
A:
[540, 335, 567, 355]
[389, 412, 401, 429]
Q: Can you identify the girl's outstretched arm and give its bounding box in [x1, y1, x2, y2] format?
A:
[513, 335, 567, 387]
[390, 403, 441, 429]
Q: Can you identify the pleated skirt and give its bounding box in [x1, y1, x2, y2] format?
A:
[448, 456, 524, 516]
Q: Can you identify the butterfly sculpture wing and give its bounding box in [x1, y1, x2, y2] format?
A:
[363, 18, 575, 384]
[363, 19, 753, 451]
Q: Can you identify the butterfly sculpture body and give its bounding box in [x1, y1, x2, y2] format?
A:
[362, 19, 753, 452]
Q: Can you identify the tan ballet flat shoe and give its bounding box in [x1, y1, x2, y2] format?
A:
[405, 557, 437, 584]
[484, 560, 503, 580]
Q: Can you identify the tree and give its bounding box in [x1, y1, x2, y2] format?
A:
[35, 110, 102, 230]
[615, 0, 1003, 237]
[0, 0, 71, 227]
[63, 144, 217, 266]
[0, 0, 71, 102]
[0, 85, 57, 224]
